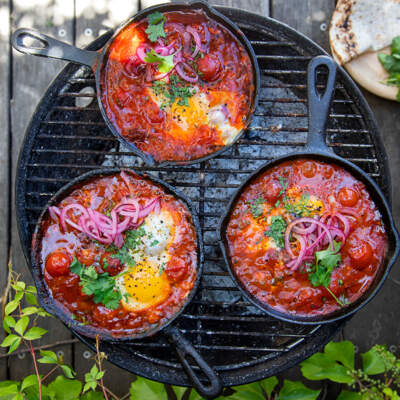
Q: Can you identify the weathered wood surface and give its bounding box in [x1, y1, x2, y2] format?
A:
[10, 0, 75, 379]
[2, 0, 399, 395]
[0, 0, 10, 380]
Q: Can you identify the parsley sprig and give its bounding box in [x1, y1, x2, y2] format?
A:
[264, 216, 287, 248]
[144, 49, 177, 74]
[308, 241, 345, 307]
[246, 197, 266, 219]
[152, 75, 195, 108]
[145, 11, 166, 42]
[70, 258, 122, 310]
[378, 36, 400, 102]
[111, 227, 146, 267]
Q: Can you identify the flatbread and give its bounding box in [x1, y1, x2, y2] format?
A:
[329, 0, 400, 65]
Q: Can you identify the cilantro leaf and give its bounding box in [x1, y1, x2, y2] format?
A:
[145, 49, 175, 73]
[247, 197, 265, 219]
[308, 241, 341, 288]
[378, 36, 400, 101]
[152, 75, 195, 108]
[70, 258, 122, 310]
[265, 216, 287, 248]
[145, 13, 166, 42]
[112, 227, 146, 267]
[278, 176, 288, 197]
[147, 11, 164, 25]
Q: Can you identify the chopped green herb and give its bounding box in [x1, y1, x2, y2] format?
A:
[115, 98, 123, 108]
[150, 240, 160, 247]
[264, 216, 287, 248]
[278, 176, 289, 197]
[338, 279, 343, 286]
[144, 49, 175, 74]
[284, 191, 312, 217]
[112, 227, 146, 267]
[145, 12, 166, 42]
[274, 200, 280, 208]
[70, 258, 122, 310]
[159, 262, 166, 276]
[247, 197, 265, 219]
[378, 36, 400, 101]
[308, 241, 341, 289]
[152, 75, 195, 108]
[147, 11, 164, 25]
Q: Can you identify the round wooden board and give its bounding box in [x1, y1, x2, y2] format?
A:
[343, 47, 398, 101]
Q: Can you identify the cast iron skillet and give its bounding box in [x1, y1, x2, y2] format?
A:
[31, 168, 222, 399]
[218, 56, 400, 325]
[11, 0, 260, 167]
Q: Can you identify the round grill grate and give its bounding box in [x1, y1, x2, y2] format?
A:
[16, 8, 390, 386]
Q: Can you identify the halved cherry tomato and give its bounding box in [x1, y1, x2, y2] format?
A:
[349, 241, 373, 269]
[338, 187, 359, 207]
[76, 248, 96, 266]
[45, 251, 71, 277]
[166, 258, 188, 283]
[301, 161, 317, 178]
[197, 54, 221, 81]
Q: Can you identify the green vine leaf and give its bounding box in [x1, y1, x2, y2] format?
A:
[1, 334, 22, 354]
[3, 316, 16, 334]
[83, 365, 104, 394]
[21, 307, 39, 316]
[0, 381, 20, 397]
[80, 392, 105, 400]
[11, 282, 26, 292]
[20, 375, 39, 392]
[23, 327, 47, 341]
[4, 300, 19, 317]
[188, 389, 203, 400]
[48, 376, 82, 400]
[14, 316, 29, 336]
[337, 391, 362, 400]
[229, 383, 265, 400]
[259, 376, 279, 398]
[171, 386, 187, 400]
[25, 292, 38, 306]
[129, 377, 167, 400]
[38, 350, 58, 364]
[300, 341, 355, 384]
[324, 341, 355, 370]
[60, 365, 76, 380]
[362, 345, 395, 375]
[277, 380, 320, 400]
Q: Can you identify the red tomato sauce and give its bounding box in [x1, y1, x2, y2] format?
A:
[100, 10, 255, 162]
[39, 172, 197, 337]
[226, 159, 388, 316]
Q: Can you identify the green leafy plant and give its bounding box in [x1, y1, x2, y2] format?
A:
[378, 36, 400, 101]
[0, 265, 398, 400]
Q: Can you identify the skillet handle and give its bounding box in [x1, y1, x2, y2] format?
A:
[12, 28, 98, 68]
[164, 325, 222, 399]
[307, 55, 337, 151]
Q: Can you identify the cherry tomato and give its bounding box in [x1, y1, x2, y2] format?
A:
[265, 180, 282, 203]
[45, 251, 71, 277]
[301, 161, 317, 178]
[165, 258, 188, 283]
[338, 187, 359, 207]
[349, 241, 373, 269]
[100, 252, 123, 276]
[76, 248, 96, 266]
[197, 54, 221, 81]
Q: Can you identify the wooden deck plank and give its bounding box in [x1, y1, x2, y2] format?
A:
[272, 0, 334, 51]
[0, 0, 10, 380]
[211, 0, 269, 16]
[10, 0, 74, 379]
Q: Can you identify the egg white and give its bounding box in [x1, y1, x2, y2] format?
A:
[147, 86, 240, 144]
[116, 208, 175, 312]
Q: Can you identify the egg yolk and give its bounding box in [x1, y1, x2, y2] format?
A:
[120, 262, 171, 312]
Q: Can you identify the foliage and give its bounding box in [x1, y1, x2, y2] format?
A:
[378, 36, 400, 101]
[1, 267, 399, 400]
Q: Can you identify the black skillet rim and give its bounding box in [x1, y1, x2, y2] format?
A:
[217, 152, 400, 325]
[30, 167, 204, 342]
[15, 7, 391, 387]
[95, 0, 260, 167]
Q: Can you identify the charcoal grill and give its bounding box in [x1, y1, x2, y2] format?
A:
[16, 7, 391, 387]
